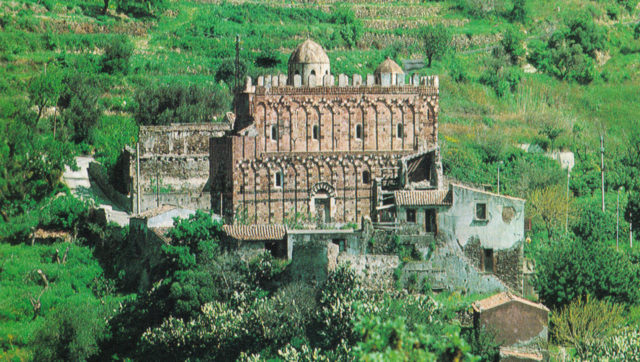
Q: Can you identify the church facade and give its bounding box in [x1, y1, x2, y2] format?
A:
[211, 39, 442, 224]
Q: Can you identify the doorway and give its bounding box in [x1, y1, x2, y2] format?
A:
[315, 196, 331, 223]
[425, 209, 437, 233]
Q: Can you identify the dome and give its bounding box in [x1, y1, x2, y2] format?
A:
[288, 39, 330, 65]
[374, 57, 404, 75]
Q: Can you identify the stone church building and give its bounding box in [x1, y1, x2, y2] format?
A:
[211, 39, 442, 224]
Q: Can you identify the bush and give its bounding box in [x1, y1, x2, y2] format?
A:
[551, 296, 625, 357]
[582, 327, 640, 360]
[58, 73, 103, 143]
[501, 26, 525, 65]
[479, 47, 522, 97]
[215, 58, 248, 86]
[134, 82, 231, 125]
[534, 238, 640, 309]
[509, 0, 528, 23]
[100, 35, 133, 75]
[421, 24, 452, 67]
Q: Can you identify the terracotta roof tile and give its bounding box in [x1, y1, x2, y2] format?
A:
[472, 292, 549, 313]
[394, 190, 452, 206]
[223, 224, 286, 241]
[149, 227, 172, 244]
[136, 204, 178, 219]
[500, 347, 544, 361]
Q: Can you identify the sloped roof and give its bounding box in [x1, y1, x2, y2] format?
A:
[472, 292, 549, 313]
[375, 57, 404, 74]
[136, 204, 178, 219]
[222, 224, 287, 241]
[288, 39, 330, 64]
[394, 190, 452, 206]
[149, 227, 172, 244]
[500, 348, 544, 361]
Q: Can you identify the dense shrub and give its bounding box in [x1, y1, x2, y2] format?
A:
[534, 237, 640, 309]
[582, 327, 640, 360]
[215, 58, 248, 86]
[134, 82, 231, 125]
[529, 11, 604, 83]
[58, 73, 103, 143]
[551, 296, 625, 357]
[500, 26, 525, 65]
[100, 35, 133, 75]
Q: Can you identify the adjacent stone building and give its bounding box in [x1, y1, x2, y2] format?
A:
[210, 39, 441, 224]
[124, 119, 233, 214]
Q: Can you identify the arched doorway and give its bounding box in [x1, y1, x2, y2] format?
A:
[310, 182, 335, 223]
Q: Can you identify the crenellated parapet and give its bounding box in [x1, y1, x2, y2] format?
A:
[243, 73, 439, 95]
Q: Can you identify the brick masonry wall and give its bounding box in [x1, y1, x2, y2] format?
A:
[212, 84, 439, 224]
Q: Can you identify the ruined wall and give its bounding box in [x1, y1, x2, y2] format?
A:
[337, 254, 399, 290]
[130, 122, 231, 213]
[463, 238, 523, 291]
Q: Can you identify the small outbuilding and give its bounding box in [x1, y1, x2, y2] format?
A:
[472, 292, 549, 361]
[222, 224, 288, 259]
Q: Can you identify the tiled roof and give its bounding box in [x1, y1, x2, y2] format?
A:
[472, 292, 549, 313]
[149, 227, 172, 244]
[136, 204, 178, 219]
[500, 347, 544, 361]
[222, 224, 287, 241]
[394, 190, 452, 206]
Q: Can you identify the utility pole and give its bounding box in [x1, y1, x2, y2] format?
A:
[566, 169, 570, 233]
[601, 135, 605, 212]
[497, 161, 503, 194]
[616, 187, 620, 251]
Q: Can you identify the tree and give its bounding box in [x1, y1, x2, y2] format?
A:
[421, 24, 452, 67]
[100, 35, 134, 75]
[501, 26, 525, 65]
[534, 238, 640, 309]
[509, 0, 528, 23]
[527, 184, 571, 240]
[28, 65, 63, 124]
[215, 58, 247, 86]
[58, 73, 102, 143]
[134, 82, 231, 125]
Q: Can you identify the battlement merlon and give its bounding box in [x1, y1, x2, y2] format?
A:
[242, 74, 439, 95]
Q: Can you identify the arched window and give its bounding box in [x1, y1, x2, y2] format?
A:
[356, 124, 363, 140]
[396, 123, 403, 139]
[270, 125, 278, 140]
[274, 171, 283, 188]
[312, 125, 319, 140]
[310, 69, 316, 76]
[362, 170, 371, 184]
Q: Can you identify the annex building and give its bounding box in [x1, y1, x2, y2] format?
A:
[211, 39, 442, 224]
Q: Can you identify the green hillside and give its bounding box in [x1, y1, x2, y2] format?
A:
[1, 0, 640, 359]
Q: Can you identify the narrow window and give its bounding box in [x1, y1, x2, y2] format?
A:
[362, 170, 371, 184]
[274, 171, 283, 188]
[483, 248, 494, 273]
[312, 125, 319, 140]
[396, 123, 403, 139]
[270, 125, 278, 140]
[476, 203, 487, 220]
[310, 69, 316, 76]
[356, 124, 363, 140]
[406, 209, 416, 223]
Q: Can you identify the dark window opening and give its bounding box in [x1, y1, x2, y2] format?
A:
[397, 123, 404, 138]
[332, 239, 346, 252]
[265, 240, 285, 258]
[362, 170, 371, 184]
[483, 248, 494, 273]
[313, 125, 319, 140]
[425, 209, 436, 233]
[310, 69, 316, 76]
[356, 124, 363, 140]
[274, 171, 283, 188]
[476, 203, 487, 220]
[406, 209, 416, 223]
[270, 125, 278, 140]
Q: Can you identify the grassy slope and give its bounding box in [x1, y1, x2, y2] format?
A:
[0, 0, 638, 357]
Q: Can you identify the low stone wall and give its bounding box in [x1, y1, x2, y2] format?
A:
[337, 254, 399, 290]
